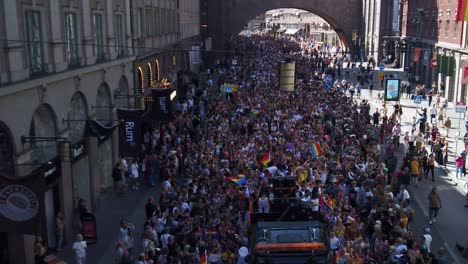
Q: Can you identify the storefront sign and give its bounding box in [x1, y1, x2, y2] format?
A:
[71, 143, 86, 161]
[43, 166, 56, 178]
[0, 173, 46, 235]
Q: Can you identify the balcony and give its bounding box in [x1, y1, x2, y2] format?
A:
[29, 63, 48, 77]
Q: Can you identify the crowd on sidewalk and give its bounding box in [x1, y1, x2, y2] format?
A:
[61, 34, 464, 264]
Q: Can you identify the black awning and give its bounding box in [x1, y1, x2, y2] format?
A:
[85, 119, 119, 142]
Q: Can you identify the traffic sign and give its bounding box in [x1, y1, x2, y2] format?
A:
[378, 72, 384, 81]
[413, 95, 422, 104]
[379, 63, 385, 70]
[431, 58, 437, 68]
[325, 74, 333, 83]
[325, 82, 332, 89]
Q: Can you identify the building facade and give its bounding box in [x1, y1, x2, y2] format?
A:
[401, 0, 466, 102]
[0, 0, 134, 263]
[131, 0, 200, 107]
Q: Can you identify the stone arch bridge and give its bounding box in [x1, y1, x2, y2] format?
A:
[204, 0, 362, 53]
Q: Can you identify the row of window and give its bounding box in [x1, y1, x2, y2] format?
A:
[437, 19, 460, 39]
[404, 17, 461, 40]
[25, 11, 125, 75]
[135, 7, 179, 38]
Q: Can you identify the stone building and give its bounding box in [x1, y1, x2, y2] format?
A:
[401, 0, 467, 102]
[131, 0, 200, 104]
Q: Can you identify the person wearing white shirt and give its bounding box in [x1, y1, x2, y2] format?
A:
[430, 105, 437, 124]
[119, 221, 135, 253]
[399, 187, 411, 204]
[423, 228, 433, 253]
[330, 232, 341, 256]
[72, 234, 87, 264]
[130, 159, 139, 190]
[180, 200, 191, 213]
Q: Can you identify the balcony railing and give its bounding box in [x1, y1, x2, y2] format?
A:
[30, 63, 48, 76]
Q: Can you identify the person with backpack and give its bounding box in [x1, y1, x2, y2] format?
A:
[428, 187, 441, 225]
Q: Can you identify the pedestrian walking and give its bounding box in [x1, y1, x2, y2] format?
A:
[428, 187, 441, 225]
[410, 156, 420, 187]
[130, 159, 140, 190]
[425, 154, 435, 182]
[443, 117, 451, 137]
[423, 227, 433, 253]
[72, 234, 87, 264]
[428, 88, 435, 106]
[112, 162, 124, 195]
[55, 212, 64, 252]
[456, 154, 464, 179]
[438, 107, 445, 127]
[119, 220, 135, 255]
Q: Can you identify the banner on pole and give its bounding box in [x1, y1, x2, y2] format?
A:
[141, 88, 174, 124]
[413, 47, 422, 63]
[117, 109, 143, 157]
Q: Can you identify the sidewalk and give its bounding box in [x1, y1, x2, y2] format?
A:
[57, 185, 159, 263]
[357, 86, 468, 263]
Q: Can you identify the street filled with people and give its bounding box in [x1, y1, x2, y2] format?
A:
[105, 34, 459, 264]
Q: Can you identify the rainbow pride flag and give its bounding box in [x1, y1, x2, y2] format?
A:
[310, 143, 322, 158]
[353, 236, 366, 248]
[227, 174, 247, 185]
[457, 0, 468, 21]
[259, 153, 271, 166]
[199, 250, 207, 264]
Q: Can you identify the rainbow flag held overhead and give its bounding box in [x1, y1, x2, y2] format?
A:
[457, 0, 468, 21]
[259, 153, 271, 166]
[227, 174, 247, 185]
[353, 236, 366, 248]
[310, 143, 322, 158]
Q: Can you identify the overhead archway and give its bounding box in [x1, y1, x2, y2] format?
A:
[206, 0, 361, 53]
[68, 92, 88, 144]
[115, 76, 130, 108]
[0, 121, 15, 176]
[95, 83, 112, 125]
[29, 104, 58, 163]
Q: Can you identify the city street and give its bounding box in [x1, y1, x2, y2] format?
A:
[57, 186, 158, 263]
[358, 82, 468, 263]
[54, 76, 468, 264]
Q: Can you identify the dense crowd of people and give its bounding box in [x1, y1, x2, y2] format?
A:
[104, 34, 458, 264]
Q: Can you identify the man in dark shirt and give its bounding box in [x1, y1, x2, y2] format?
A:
[372, 109, 380, 127]
[112, 162, 123, 195]
[145, 196, 158, 220]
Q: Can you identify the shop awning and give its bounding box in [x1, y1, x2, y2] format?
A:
[285, 28, 301, 35]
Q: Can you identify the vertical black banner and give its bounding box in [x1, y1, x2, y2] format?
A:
[0, 174, 46, 235]
[142, 88, 174, 123]
[117, 109, 143, 157]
